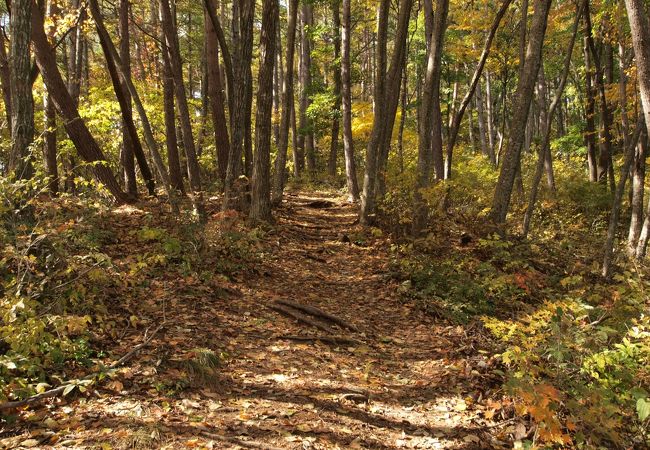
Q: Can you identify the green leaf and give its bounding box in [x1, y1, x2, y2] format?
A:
[637, 398, 650, 422]
[35, 383, 50, 394]
[62, 384, 76, 397]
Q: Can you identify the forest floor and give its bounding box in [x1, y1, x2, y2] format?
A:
[2, 191, 515, 450]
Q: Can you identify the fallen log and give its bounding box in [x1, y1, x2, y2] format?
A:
[267, 304, 335, 334]
[275, 299, 358, 332]
[0, 323, 165, 411]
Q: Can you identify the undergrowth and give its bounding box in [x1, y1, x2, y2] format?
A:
[0, 178, 261, 406]
[390, 151, 650, 448]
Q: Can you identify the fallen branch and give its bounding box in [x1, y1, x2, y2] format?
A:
[268, 304, 336, 334]
[279, 334, 362, 346]
[0, 323, 165, 411]
[275, 299, 358, 332]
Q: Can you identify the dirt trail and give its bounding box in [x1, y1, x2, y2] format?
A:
[6, 192, 504, 449]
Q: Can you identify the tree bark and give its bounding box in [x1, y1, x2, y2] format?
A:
[205, 0, 230, 185]
[43, 92, 58, 194]
[159, 0, 205, 218]
[8, 0, 34, 180]
[359, 0, 389, 225]
[328, 0, 342, 178]
[624, 0, 650, 258]
[223, 0, 255, 211]
[0, 27, 12, 138]
[341, 0, 359, 201]
[299, 3, 314, 175]
[412, 0, 447, 234]
[250, 0, 279, 222]
[489, 0, 552, 224]
[272, 0, 299, 205]
[119, 0, 137, 196]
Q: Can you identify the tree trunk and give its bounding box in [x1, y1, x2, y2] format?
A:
[522, 3, 582, 237]
[205, 0, 230, 185]
[583, 35, 598, 182]
[328, 0, 342, 178]
[30, 0, 129, 203]
[89, 0, 178, 208]
[223, 0, 255, 211]
[429, 0, 448, 182]
[624, 0, 650, 258]
[602, 117, 644, 277]
[119, 0, 137, 196]
[375, 0, 413, 196]
[272, 0, 299, 204]
[250, 0, 279, 222]
[94, 0, 156, 197]
[0, 27, 12, 137]
[628, 129, 647, 255]
[8, 0, 34, 180]
[489, 0, 552, 224]
[359, 0, 389, 225]
[584, 0, 615, 190]
[412, 0, 448, 234]
[159, 0, 205, 218]
[341, 0, 360, 201]
[43, 92, 58, 194]
[445, 0, 512, 175]
[299, 4, 314, 175]
[158, 9, 185, 193]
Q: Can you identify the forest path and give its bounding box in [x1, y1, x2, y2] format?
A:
[11, 191, 503, 449]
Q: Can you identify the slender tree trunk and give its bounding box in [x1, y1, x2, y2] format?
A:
[412, 0, 448, 234]
[445, 0, 512, 175]
[359, 0, 389, 225]
[30, 0, 129, 203]
[94, 1, 156, 197]
[223, 0, 255, 211]
[584, 0, 615, 190]
[250, 0, 279, 222]
[628, 130, 647, 254]
[341, 0, 360, 201]
[522, 4, 581, 237]
[602, 117, 644, 277]
[158, 5, 185, 193]
[205, 0, 230, 185]
[624, 0, 650, 258]
[119, 0, 137, 196]
[429, 0, 448, 182]
[0, 28, 12, 137]
[89, 0, 177, 208]
[159, 0, 205, 218]
[375, 0, 413, 196]
[43, 92, 58, 194]
[489, 0, 552, 224]
[328, 0, 342, 178]
[272, 0, 299, 204]
[299, 4, 314, 175]
[583, 36, 598, 182]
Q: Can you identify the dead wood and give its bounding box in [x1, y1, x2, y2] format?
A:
[267, 304, 336, 333]
[0, 323, 165, 411]
[275, 299, 358, 331]
[279, 334, 363, 345]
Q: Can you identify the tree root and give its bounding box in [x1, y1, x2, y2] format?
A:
[267, 304, 336, 334]
[0, 322, 165, 411]
[275, 299, 358, 332]
[278, 334, 363, 346]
